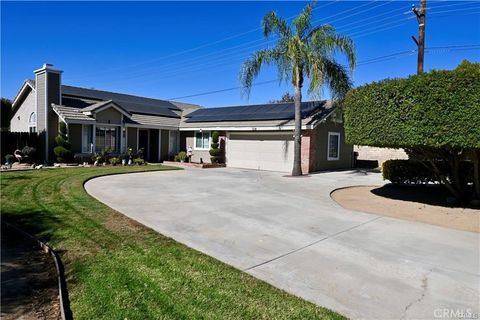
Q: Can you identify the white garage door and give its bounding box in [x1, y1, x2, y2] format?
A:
[227, 133, 294, 172]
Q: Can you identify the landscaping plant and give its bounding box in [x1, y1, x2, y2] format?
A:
[53, 122, 72, 163]
[175, 151, 187, 162]
[343, 60, 480, 202]
[240, 0, 356, 175]
[209, 131, 221, 163]
[21, 145, 36, 163]
[108, 157, 121, 166]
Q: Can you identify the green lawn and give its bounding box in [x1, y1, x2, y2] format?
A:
[0, 165, 344, 320]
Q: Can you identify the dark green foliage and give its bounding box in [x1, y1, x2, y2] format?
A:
[343, 61, 480, 202]
[382, 160, 473, 185]
[209, 131, 222, 163]
[174, 151, 187, 162]
[21, 146, 36, 160]
[108, 157, 120, 166]
[1, 98, 12, 131]
[209, 148, 221, 157]
[4, 154, 15, 164]
[54, 122, 72, 163]
[133, 158, 145, 165]
[343, 61, 480, 149]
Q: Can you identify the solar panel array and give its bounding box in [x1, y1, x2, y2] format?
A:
[61, 85, 181, 118]
[185, 101, 326, 123]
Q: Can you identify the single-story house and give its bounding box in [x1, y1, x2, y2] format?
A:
[10, 64, 353, 173]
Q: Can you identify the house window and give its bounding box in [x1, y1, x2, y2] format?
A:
[28, 112, 36, 133]
[95, 126, 119, 153]
[327, 132, 340, 161]
[82, 125, 93, 153]
[194, 131, 210, 150]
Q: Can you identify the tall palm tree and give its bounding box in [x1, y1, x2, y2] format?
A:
[240, 1, 356, 176]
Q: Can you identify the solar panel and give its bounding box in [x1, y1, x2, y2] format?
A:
[185, 101, 326, 123]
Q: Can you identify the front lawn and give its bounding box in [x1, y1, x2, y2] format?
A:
[0, 165, 343, 319]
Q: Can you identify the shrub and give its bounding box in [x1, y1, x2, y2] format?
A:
[137, 148, 145, 160]
[133, 158, 145, 165]
[54, 122, 72, 163]
[209, 131, 221, 163]
[382, 159, 474, 185]
[109, 157, 121, 166]
[4, 154, 15, 164]
[93, 148, 112, 163]
[21, 146, 36, 161]
[342, 61, 480, 201]
[74, 154, 91, 164]
[175, 151, 187, 162]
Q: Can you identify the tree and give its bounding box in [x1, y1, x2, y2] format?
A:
[269, 92, 295, 103]
[1, 98, 12, 131]
[53, 122, 72, 163]
[240, 1, 356, 176]
[209, 131, 221, 163]
[342, 60, 480, 201]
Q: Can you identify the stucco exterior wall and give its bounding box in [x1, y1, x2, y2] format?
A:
[96, 108, 122, 124]
[307, 120, 353, 172]
[10, 89, 36, 132]
[354, 146, 408, 165]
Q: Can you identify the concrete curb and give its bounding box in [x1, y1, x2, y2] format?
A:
[2, 221, 73, 320]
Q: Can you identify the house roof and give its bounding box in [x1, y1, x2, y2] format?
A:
[26, 80, 200, 118]
[61, 85, 184, 118]
[52, 104, 96, 123]
[179, 101, 335, 130]
[184, 101, 328, 123]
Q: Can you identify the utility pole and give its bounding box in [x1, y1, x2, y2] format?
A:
[412, 0, 427, 74]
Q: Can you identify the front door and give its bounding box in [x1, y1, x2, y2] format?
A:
[138, 129, 149, 160]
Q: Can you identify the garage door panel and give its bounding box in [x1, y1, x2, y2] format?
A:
[227, 133, 294, 172]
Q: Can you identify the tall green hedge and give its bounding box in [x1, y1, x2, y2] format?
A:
[343, 60, 480, 149]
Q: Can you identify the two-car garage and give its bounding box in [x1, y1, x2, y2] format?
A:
[226, 132, 295, 173]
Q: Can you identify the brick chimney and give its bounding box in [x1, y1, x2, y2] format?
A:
[34, 63, 62, 163]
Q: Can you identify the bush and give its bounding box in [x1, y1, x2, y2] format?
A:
[133, 158, 145, 165]
[209, 131, 221, 163]
[93, 148, 112, 163]
[53, 146, 71, 163]
[21, 146, 36, 160]
[343, 60, 480, 149]
[343, 61, 480, 201]
[54, 122, 72, 163]
[74, 154, 92, 164]
[175, 151, 187, 162]
[4, 154, 15, 164]
[382, 160, 473, 185]
[109, 157, 121, 166]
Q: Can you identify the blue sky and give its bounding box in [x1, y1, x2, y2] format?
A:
[1, 1, 479, 107]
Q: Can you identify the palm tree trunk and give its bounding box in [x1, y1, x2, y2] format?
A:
[292, 85, 303, 176]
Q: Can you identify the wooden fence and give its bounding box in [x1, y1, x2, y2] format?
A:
[1, 131, 38, 160]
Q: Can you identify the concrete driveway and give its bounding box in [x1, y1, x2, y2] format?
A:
[85, 168, 479, 319]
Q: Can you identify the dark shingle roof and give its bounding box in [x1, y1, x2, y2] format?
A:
[185, 101, 330, 123]
[61, 85, 181, 118]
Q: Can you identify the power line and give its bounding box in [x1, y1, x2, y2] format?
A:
[166, 45, 480, 100]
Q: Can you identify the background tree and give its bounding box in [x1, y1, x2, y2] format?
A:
[240, 1, 356, 176]
[54, 122, 72, 163]
[1, 98, 12, 132]
[269, 92, 295, 103]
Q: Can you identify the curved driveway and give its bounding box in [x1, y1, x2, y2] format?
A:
[85, 168, 479, 319]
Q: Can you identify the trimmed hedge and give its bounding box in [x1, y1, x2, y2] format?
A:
[382, 159, 473, 185]
[342, 60, 480, 149]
